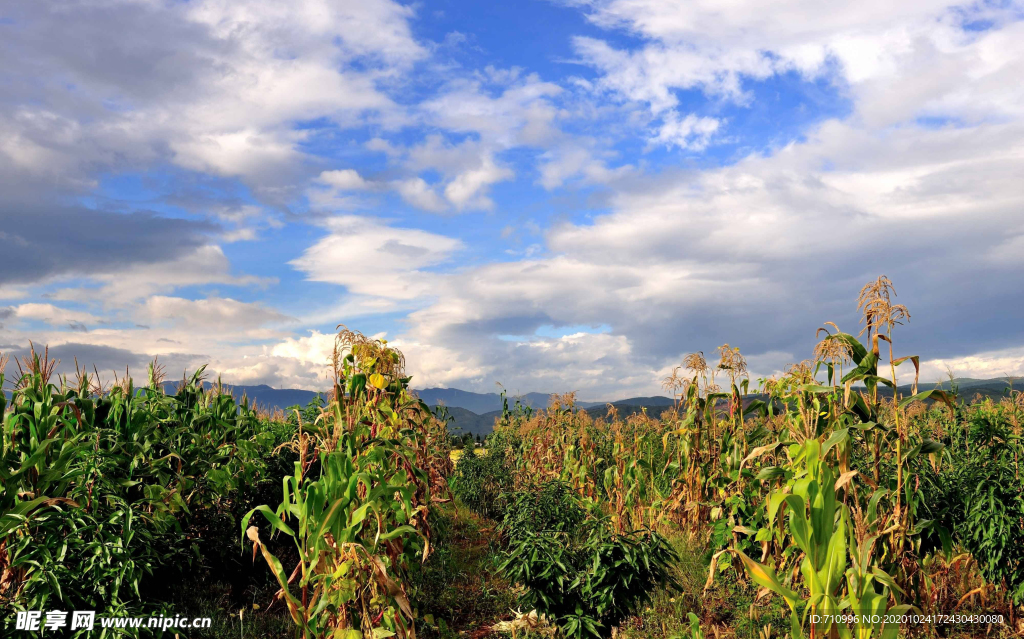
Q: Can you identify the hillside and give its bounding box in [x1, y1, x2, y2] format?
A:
[414, 388, 605, 412]
[155, 378, 1020, 437]
[444, 397, 678, 437]
[160, 381, 323, 410]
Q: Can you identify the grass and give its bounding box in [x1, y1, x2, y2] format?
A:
[411, 503, 518, 638]
[413, 510, 790, 639]
[169, 579, 293, 638]
[617, 551, 790, 639]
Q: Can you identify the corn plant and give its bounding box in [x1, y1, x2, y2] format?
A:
[242, 328, 447, 639]
[734, 439, 913, 639]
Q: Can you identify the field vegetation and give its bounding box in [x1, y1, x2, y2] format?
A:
[2, 278, 1023, 639]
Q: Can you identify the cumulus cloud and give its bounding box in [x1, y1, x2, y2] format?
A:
[919, 346, 1024, 382]
[650, 112, 720, 150]
[11, 303, 101, 329]
[403, 137, 514, 211]
[140, 296, 294, 332]
[369, 72, 569, 212]
[567, 0, 1024, 146]
[290, 216, 464, 300]
[317, 169, 372, 191]
[0, 0, 424, 198]
[419, 70, 563, 147]
[394, 178, 449, 213]
[49, 245, 272, 307]
[306, 169, 384, 212]
[443, 156, 514, 210]
[386, 117, 1024, 395]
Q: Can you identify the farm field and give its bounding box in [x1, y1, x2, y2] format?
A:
[2, 279, 1023, 639]
[449, 447, 486, 464]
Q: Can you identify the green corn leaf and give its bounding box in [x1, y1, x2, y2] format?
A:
[735, 549, 801, 610]
[897, 389, 954, 412]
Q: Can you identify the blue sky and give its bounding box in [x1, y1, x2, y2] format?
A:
[1, 0, 1023, 399]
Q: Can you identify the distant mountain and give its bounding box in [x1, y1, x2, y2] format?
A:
[145, 377, 1019, 437]
[601, 396, 675, 407]
[152, 380, 679, 415]
[582, 402, 675, 421]
[437, 406, 502, 437]
[412, 388, 605, 413]
[911, 378, 1016, 392]
[160, 381, 322, 411]
[888, 377, 1017, 402]
[412, 388, 520, 414]
[412, 388, 679, 413]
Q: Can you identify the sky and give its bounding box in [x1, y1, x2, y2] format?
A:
[1, 0, 1023, 400]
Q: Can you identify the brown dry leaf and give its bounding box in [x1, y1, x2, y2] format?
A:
[246, 526, 261, 563]
[834, 470, 858, 492]
[740, 444, 778, 470]
[371, 557, 414, 619]
[704, 549, 728, 592]
[0, 540, 13, 597]
[955, 585, 988, 610]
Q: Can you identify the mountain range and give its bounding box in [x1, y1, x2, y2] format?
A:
[152, 377, 1019, 437]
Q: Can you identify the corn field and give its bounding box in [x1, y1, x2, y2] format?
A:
[2, 278, 1023, 639]
[1, 331, 453, 638]
[469, 277, 1024, 639]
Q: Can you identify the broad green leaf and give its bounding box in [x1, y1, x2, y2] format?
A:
[735, 549, 800, 610]
[898, 389, 954, 412]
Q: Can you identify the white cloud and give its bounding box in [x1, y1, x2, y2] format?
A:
[50, 245, 272, 307]
[0, 0, 424, 194]
[375, 9, 1024, 396]
[650, 112, 720, 150]
[0, 285, 32, 301]
[920, 346, 1024, 382]
[371, 72, 572, 211]
[443, 155, 514, 210]
[401, 137, 514, 211]
[536, 142, 636, 189]
[394, 178, 449, 213]
[568, 0, 1024, 145]
[12, 304, 101, 328]
[317, 169, 372, 191]
[140, 296, 293, 331]
[290, 216, 463, 300]
[306, 169, 382, 212]
[270, 330, 337, 367]
[419, 71, 563, 147]
[571, 0, 961, 73]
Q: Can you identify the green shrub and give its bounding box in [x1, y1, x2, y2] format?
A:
[500, 517, 679, 639]
[450, 444, 513, 519]
[499, 480, 586, 543]
[920, 409, 1024, 603]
